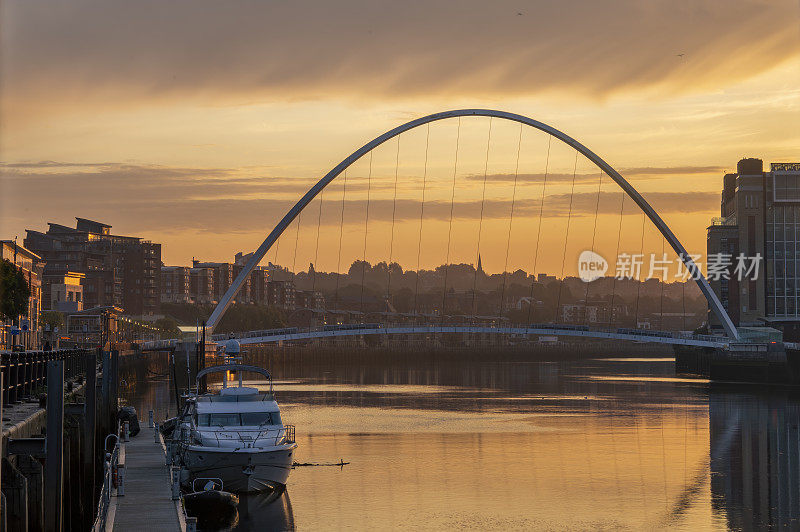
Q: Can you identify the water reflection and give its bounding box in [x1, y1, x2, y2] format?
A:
[709, 388, 800, 530]
[233, 489, 294, 532]
[119, 349, 800, 530]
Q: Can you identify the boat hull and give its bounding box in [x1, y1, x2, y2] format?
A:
[180, 443, 296, 493]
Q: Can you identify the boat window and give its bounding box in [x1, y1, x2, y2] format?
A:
[196, 412, 283, 426]
[240, 412, 280, 426]
[198, 413, 242, 427]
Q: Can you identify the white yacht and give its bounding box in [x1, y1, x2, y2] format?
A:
[170, 346, 297, 493]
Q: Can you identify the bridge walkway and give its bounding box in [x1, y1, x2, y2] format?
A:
[112, 425, 181, 531]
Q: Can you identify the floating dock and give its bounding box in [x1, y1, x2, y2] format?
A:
[109, 425, 183, 531]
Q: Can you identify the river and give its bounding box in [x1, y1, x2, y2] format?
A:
[120, 347, 800, 530]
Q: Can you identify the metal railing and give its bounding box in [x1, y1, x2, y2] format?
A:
[284, 424, 295, 444]
[143, 322, 737, 350]
[92, 433, 121, 532]
[193, 425, 296, 447]
[0, 348, 89, 405]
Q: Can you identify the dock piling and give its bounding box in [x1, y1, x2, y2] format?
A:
[44, 359, 64, 532]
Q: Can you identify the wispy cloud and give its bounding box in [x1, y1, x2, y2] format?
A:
[464, 165, 726, 184]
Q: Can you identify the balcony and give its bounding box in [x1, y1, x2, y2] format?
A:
[710, 215, 737, 226]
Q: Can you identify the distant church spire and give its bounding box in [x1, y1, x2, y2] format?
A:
[477, 254, 484, 274]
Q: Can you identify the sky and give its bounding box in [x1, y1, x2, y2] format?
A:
[1, 0, 799, 277]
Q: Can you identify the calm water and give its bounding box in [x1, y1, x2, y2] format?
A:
[121, 349, 800, 531]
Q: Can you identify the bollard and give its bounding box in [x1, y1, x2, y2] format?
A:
[148, 410, 154, 428]
[165, 441, 172, 466]
[122, 421, 130, 442]
[186, 516, 198, 532]
[154, 421, 160, 443]
[170, 467, 181, 500]
[117, 463, 125, 496]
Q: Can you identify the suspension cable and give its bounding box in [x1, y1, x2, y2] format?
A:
[334, 169, 348, 313]
[659, 237, 666, 326]
[359, 151, 374, 319]
[584, 162, 604, 326]
[387, 136, 401, 304]
[441, 117, 461, 324]
[634, 211, 646, 327]
[271, 221, 281, 279]
[527, 136, 551, 324]
[413, 124, 430, 318]
[471, 117, 493, 320]
[682, 277, 686, 331]
[311, 188, 324, 297]
[500, 123, 523, 319]
[609, 192, 626, 327]
[555, 150, 579, 323]
[290, 207, 302, 286]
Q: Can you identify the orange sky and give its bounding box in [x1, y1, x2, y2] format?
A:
[1, 0, 798, 276]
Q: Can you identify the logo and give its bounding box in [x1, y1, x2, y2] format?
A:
[578, 250, 608, 282]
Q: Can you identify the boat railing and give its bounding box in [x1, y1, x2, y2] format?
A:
[284, 424, 296, 444]
[199, 426, 295, 447]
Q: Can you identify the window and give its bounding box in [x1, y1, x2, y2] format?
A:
[241, 412, 281, 426]
[197, 412, 281, 427]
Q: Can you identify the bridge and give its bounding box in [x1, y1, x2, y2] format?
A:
[143, 323, 728, 352]
[155, 109, 746, 350]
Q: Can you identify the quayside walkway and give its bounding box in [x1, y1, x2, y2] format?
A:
[111, 424, 181, 531]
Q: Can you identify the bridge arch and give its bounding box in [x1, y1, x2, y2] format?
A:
[207, 109, 738, 339]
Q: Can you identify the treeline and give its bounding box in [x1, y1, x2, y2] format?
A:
[159, 303, 286, 333]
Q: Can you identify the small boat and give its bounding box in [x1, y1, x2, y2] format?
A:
[169, 341, 297, 493]
[183, 478, 240, 529]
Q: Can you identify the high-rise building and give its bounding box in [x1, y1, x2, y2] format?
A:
[192, 260, 241, 303]
[24, 217, 161, 316]
[192, 255, 275, 306]
[161, 266, 191, 304]
[189, 267, 215, 304]
[707, 160, 800, 337]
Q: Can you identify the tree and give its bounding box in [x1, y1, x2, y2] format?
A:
[41, 310, 65, 331]
[154, 317, 181, 338]
[0, 259, 31, 321]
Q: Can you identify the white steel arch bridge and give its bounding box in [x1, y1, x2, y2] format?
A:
[148, 109, 745, 350]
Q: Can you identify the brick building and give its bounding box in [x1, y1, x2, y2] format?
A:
[161, 266, 192, 304]
[24, 217, 161, 317]
[0, 240, 44, 349]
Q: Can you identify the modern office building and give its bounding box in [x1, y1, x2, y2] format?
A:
[707, 160, 800, 337]
[24, 217, 161, 317]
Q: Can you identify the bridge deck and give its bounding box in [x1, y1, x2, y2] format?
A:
[143, 324, 728, 351]
[113, 426, 181, 531]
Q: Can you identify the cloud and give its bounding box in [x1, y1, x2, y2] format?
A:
[5, 158, 719, 235]
[464, 165, 726, 184]
[1, 0, 798, 119]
